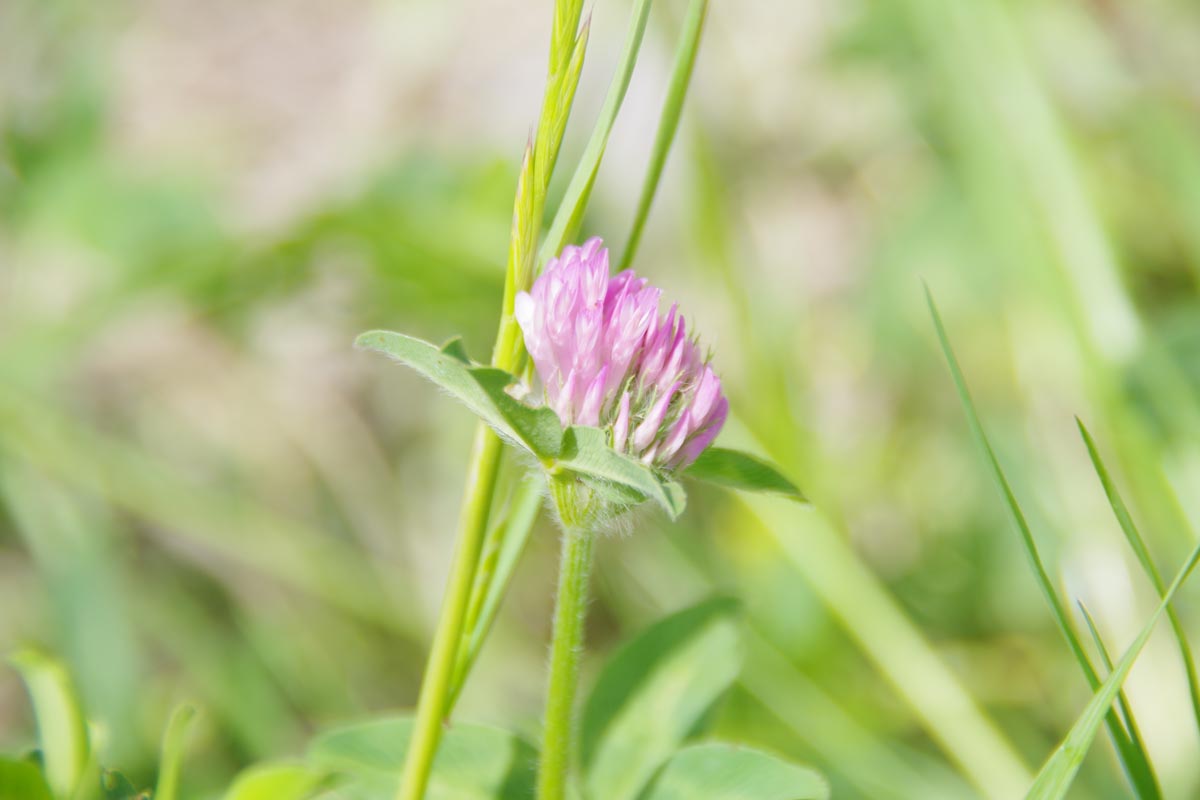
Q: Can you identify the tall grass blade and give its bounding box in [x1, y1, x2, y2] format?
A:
[745, 495, 1031, 798]
[8, 649, 90, 799]
[0, 391, 418, 637]
[549, 0, 585, 79]
[1026, 541, 1200, 799]
[926, 287, 1160, 799]
[535, 19, 590, 203]
[1077, 603, 1152, 767]
[1076, 417, 1200, 735]
[540, 0, 655, 263]
[449, 475, 544, 701]
[155, 705, 197, 800]
[619, 0, 708, 270]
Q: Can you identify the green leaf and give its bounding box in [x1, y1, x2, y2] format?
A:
[223, 762, 326, 800]
[439, 337, 472, 364]
[540, 0, 655, 261]
[9, 649, 90, 799]
[154, 705, 197, 800]
[558, 426, 685, 519]
[469, 368, 563, 458]
[685, 448, 805, 501]
[307, 716, 536, 800]
[359, 334, 690, 516]
[926, 289, 1160, 798]
[0, 759, 53, 800]
[1026, 539, 1200, 799]
[1076, 418, 1200, 736]
[581, 598, 741, 800]
[639, 743, 828, 800]
[620, 0, 709, 270]
[356, 331, 563, 458]
[100, 769, 148, 800]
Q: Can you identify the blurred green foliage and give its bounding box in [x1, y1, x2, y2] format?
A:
[5, 0, 1200, 797]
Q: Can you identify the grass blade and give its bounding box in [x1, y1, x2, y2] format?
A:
[155, 704, 197, 800]
[449, 474, 544, 701]
[620, 0, 708, 271]
[926, 288, 1160, 799]
[745, 495, 1031, 797]
[1076, 417, 1200, 735]
[1076, 603, 1152, 766]
[1027, 541, 1200, 799]
[8, 649, 90, 799]
[540, 0, 655, 263]
[535, 18, 590, 205]
[549, 0, 585, 81]
[0, 390, 418, 638]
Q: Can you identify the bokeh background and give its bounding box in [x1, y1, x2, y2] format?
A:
[4, 0, 1200, 797]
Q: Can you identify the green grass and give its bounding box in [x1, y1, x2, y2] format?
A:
[4, 0, 1200, 797]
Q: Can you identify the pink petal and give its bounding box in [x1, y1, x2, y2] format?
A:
[578, 365, 610, 427]
[612, 391, 632, 452]
[632, 381, 680, 452]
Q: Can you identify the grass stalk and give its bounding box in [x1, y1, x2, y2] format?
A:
[928, 290, 1161, 798]
[395, 426, 503, 800]
[620, 0, 708, 270]
[396, 5, 590, 796]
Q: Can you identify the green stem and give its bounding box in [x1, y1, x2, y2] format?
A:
[537, 477, 597, 800]
[396, 425, 502, 800]
[396, 6, 587, 795]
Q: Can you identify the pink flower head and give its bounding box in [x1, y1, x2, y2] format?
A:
[514, 237, 727, 470]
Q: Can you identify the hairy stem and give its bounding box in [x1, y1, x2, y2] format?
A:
[537, 477, 597, 800]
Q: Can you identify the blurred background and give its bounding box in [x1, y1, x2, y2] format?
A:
[4, 0, 1200, 797]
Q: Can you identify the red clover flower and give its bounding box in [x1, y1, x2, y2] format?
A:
[515, 237, 728, 470]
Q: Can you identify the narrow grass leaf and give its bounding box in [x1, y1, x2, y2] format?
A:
[1076, 417, 1200, 735]
[540, 0, 655, 263]
[0, 390, 418, 639]
[685, 447, 805, 501]
[581, 597, 741, 800]
[620, 0, 709, 270]
[536, 18, 590, 197]
[1027, 540, 1200, 799]
[499, 143, 537, 370]
[9, 649, 90, 799]
[926, 288, 1160, 798]
[549, 0, 585, 80]
[640, 743, 829, 800]
[450, 475, 545, 701]
[1077, 603, 1152, 768]
[154, 704, 197, 800]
